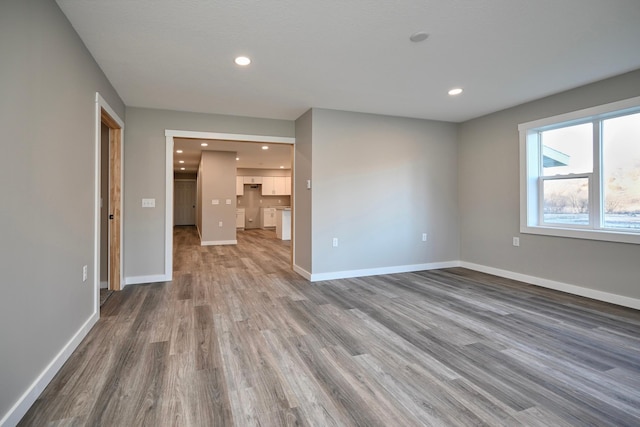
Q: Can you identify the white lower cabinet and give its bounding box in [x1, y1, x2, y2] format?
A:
[236, 209, 245, 229]
[260, 207, 276, 228]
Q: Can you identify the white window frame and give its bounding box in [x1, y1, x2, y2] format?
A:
[519, 96, 640, 245]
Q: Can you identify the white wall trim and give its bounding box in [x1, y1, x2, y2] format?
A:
[0, 312, 99, 427]
[124, 274, 171, 286]
[460, 261, 640, 310]
[297, 258, 640, 310]
[201, 240, 238, 246]
[95, 93, 125, 294]
[165, 129, 296, 145]
[309, 261, 461, 282]
[164, 130, 296, 288]
[293, 264, 312, 280]
[165, 135, 174, 282]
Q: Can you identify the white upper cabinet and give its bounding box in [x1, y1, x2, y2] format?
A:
[236, 176, 244, 196]
[261, 176, 275, 195]
[284, 177, 291, 195]
[243, 176, 262, 184]
[261, 176, 289, 195]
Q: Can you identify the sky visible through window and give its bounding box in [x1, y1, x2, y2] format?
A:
[541, 112, 640, 229]
[542, 123, 592, 176]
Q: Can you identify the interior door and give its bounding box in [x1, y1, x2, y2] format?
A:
[101, 108, 122, 291]
[174, 180, 196, 225]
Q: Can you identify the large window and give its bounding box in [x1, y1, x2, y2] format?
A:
[519, 97, 640, 244]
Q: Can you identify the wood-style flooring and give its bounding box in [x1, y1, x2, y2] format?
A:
[19, 226, 640, 426]
[99, 289, 114, 307]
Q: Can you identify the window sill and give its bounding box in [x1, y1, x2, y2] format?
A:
[520, 225, 640, 245]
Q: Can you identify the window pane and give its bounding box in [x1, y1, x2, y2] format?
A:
[541, 123, 593, 176]
[543, 178, 589, 225]
[603, 112, 640, 231]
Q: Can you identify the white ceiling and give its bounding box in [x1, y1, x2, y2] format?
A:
[57, 0, 640, 124]
[174, 138, 292, 173]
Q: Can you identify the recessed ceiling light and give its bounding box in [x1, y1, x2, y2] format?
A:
[235, 56, 251, 66]
[448, 88, 463, 96]
[201, 143, 208, 147]
[236, 157, 240, 161]
[180, 167, 186, 170]
[279, 166, 284, 169]
[261, 146, 269, 150]
[409, 31, 429, 43]
[179, 160, 184, 164]
[176, 149, 183, 153]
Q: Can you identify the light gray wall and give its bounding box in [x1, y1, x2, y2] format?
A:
[0, 0, 124, 420]
[124, 107, 294, 278]
[294, 110, 313, 273]
[311, 109, 459, 274]
[200, 151, 237, 242]
[458, 69, 640, 300]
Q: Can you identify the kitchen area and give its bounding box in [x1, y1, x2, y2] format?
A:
[236, 172, 291, 240]
[173, 138, 293, 246]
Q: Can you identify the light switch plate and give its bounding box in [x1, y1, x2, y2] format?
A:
[225, 199, 231, 205]
[212, 199, 219, 205]
[142, 198, 155, 208]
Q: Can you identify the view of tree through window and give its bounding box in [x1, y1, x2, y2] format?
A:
[541, 123, 592, 225]
[540, 113, 640, 229]
[603, 112, 640, 229]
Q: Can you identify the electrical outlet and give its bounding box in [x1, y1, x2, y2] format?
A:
[422, 233, 428, 242]
[219, 221, 223, 227]
[82, 265, 88, 282]
[513, 237, 520, 247]
[332, 237, 338, 247]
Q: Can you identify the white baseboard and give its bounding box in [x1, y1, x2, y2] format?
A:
[460, 261, 640, 310]
[293, 264, 312, 280]
[295, 259, 640, 310]
[308, 261, 461, 282]
[0, 311, 99, 427]
[99, 281, 108, 289]
[124, 274, 171, 286]
[200, 240, 237, 246]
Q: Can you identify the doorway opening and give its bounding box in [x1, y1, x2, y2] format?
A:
[95, 93, 124, 313]
[165, 130, 296, 281]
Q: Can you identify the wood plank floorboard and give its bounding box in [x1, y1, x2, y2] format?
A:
[19, 226, 640, 426]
